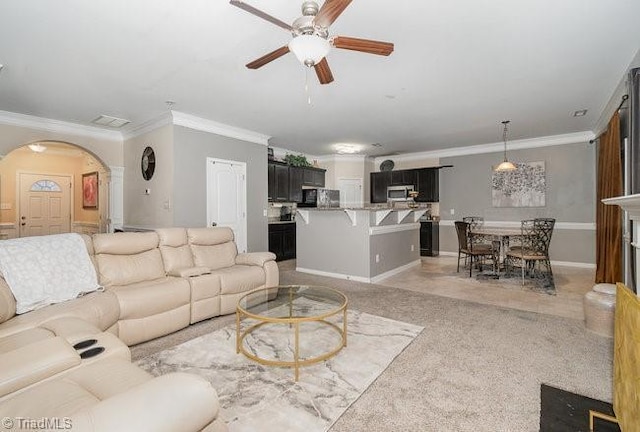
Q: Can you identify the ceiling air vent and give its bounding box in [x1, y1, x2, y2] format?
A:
[91, 114, 131, 128]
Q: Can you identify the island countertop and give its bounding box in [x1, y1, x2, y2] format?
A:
[296, 206, 431, 226]
[299, 204, 431, 211]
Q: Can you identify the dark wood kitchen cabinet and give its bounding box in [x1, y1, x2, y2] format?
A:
[288, 167, 304, 203]
[302, 167, 326, 187]
[274, 164, 290, 201]
[370, 171, 390, 203]
[420, 221, 439, 256]
[268, 162, 290, 202]
[415, 168, 439, 202]
[269, 162, 326, 202]
[268, 222, 296, 261]
[390, 170, 416, 186]
[267, 163, 275, 201]
[370, 168, 439, 203]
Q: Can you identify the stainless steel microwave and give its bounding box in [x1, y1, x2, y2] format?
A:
[387, 185, 415, 201]
[300, 188, 341, 208]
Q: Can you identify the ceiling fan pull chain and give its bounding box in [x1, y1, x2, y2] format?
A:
[305, 67, 312, 105]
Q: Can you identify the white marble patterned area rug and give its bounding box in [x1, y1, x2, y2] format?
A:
[136, 309, 423, 432]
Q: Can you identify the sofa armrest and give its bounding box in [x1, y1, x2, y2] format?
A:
[168, 266, 212, 278]
[0, 336, 81, 398]
[69, 373, 221, 432]
[235, 252, 276, 267]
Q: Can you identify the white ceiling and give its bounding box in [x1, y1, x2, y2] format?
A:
[0, 0, 639, 156]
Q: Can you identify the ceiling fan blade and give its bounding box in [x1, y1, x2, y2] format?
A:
[230, 0, 292, 31]
[246, 46, 290, 69]
[314, 58, 334, 84]
[314, 0, 352, 28]
[332, 36, 394, 56]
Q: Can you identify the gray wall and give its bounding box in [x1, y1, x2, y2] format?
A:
[172, 126, 268, 252]
[367, 212, 420, 276]
[297, 211, 371, 278]
[439, 141, 596, 264]
[296, 209, 420, 279]
[369, 229, 420, 277]
[124, 124, 175, 229]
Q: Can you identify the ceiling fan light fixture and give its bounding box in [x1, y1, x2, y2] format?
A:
[28, 143, 47, 153]
[288, 34, 331, 67]
[334, 143, 362, 154]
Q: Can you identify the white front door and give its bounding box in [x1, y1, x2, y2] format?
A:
[337, 178, 363, 207]
[18, 173, 72, 237]
[206, 158, 247, 253]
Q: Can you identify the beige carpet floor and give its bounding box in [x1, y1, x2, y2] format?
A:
[131, 261, 613, 432]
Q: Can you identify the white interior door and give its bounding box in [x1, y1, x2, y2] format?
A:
[337, 178, 363, 207]
[206, 158, 247, 253]
[19, 173, 72, 237]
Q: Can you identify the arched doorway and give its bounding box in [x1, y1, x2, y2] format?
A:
[0, 141, 112, 238]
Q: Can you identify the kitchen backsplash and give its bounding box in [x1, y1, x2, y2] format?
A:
[268, 202, 297, 223]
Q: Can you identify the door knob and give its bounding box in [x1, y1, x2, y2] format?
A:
[21, 223, 26, 226]
[21, 216, 26, 220]
[211, 222, 217, 227]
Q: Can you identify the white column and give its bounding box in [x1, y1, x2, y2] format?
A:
[108, 166, 124, 232]
[603, 193, 640, 296]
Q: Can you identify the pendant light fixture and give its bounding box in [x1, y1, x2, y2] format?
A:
[494, 120, 517, 172]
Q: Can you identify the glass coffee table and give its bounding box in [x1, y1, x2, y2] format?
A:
[236, 285, 348, 381]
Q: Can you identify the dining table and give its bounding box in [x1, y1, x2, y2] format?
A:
[469, 227, 525, 277]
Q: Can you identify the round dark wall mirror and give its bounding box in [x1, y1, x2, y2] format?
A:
[141, 146, 156, 180]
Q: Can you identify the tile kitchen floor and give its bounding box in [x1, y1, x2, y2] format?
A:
[280, 256, 594, 321]
[382, 256, 594, 320]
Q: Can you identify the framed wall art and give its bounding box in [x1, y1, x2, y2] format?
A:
[82, 171, 98, 209]
[492, 161, 546, 207]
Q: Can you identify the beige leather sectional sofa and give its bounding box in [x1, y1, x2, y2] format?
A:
[0, 227, 278, 431]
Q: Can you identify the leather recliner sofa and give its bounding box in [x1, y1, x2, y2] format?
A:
[0, 227, 278, 431]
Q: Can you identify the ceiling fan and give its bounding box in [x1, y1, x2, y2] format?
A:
[230, 0, 394, 84]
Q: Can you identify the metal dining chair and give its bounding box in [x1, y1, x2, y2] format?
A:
[505, 218, 555, 286]
[454, 221, 496, 277]
[462, 216, 484, 230]
[463, 216, 492, 250]
[504, 219, 534, 254]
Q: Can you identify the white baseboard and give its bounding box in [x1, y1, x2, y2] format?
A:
[550, 260, 596, 269]
[295, 267, 371, 283]
[296, 259, 422, 284]
[371, 260, 422, 283]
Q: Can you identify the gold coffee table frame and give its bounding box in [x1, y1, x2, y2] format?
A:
[236, 285, 348, 381]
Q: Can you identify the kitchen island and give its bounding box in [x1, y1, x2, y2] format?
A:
[295, 207, 428, 283]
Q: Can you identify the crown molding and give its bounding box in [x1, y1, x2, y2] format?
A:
[0, 110, 122, 141]
[594, 49, 640, 137]
[171, 111, 270, 146]
[374, 131, 595, 165]
[121, 112, 173, 140]
[269, 145, 303, 160]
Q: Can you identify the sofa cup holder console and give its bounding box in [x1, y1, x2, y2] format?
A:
[79, 346, 105, 359]
[73, 339, 97, 350]
[72, 339, 106, 359]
